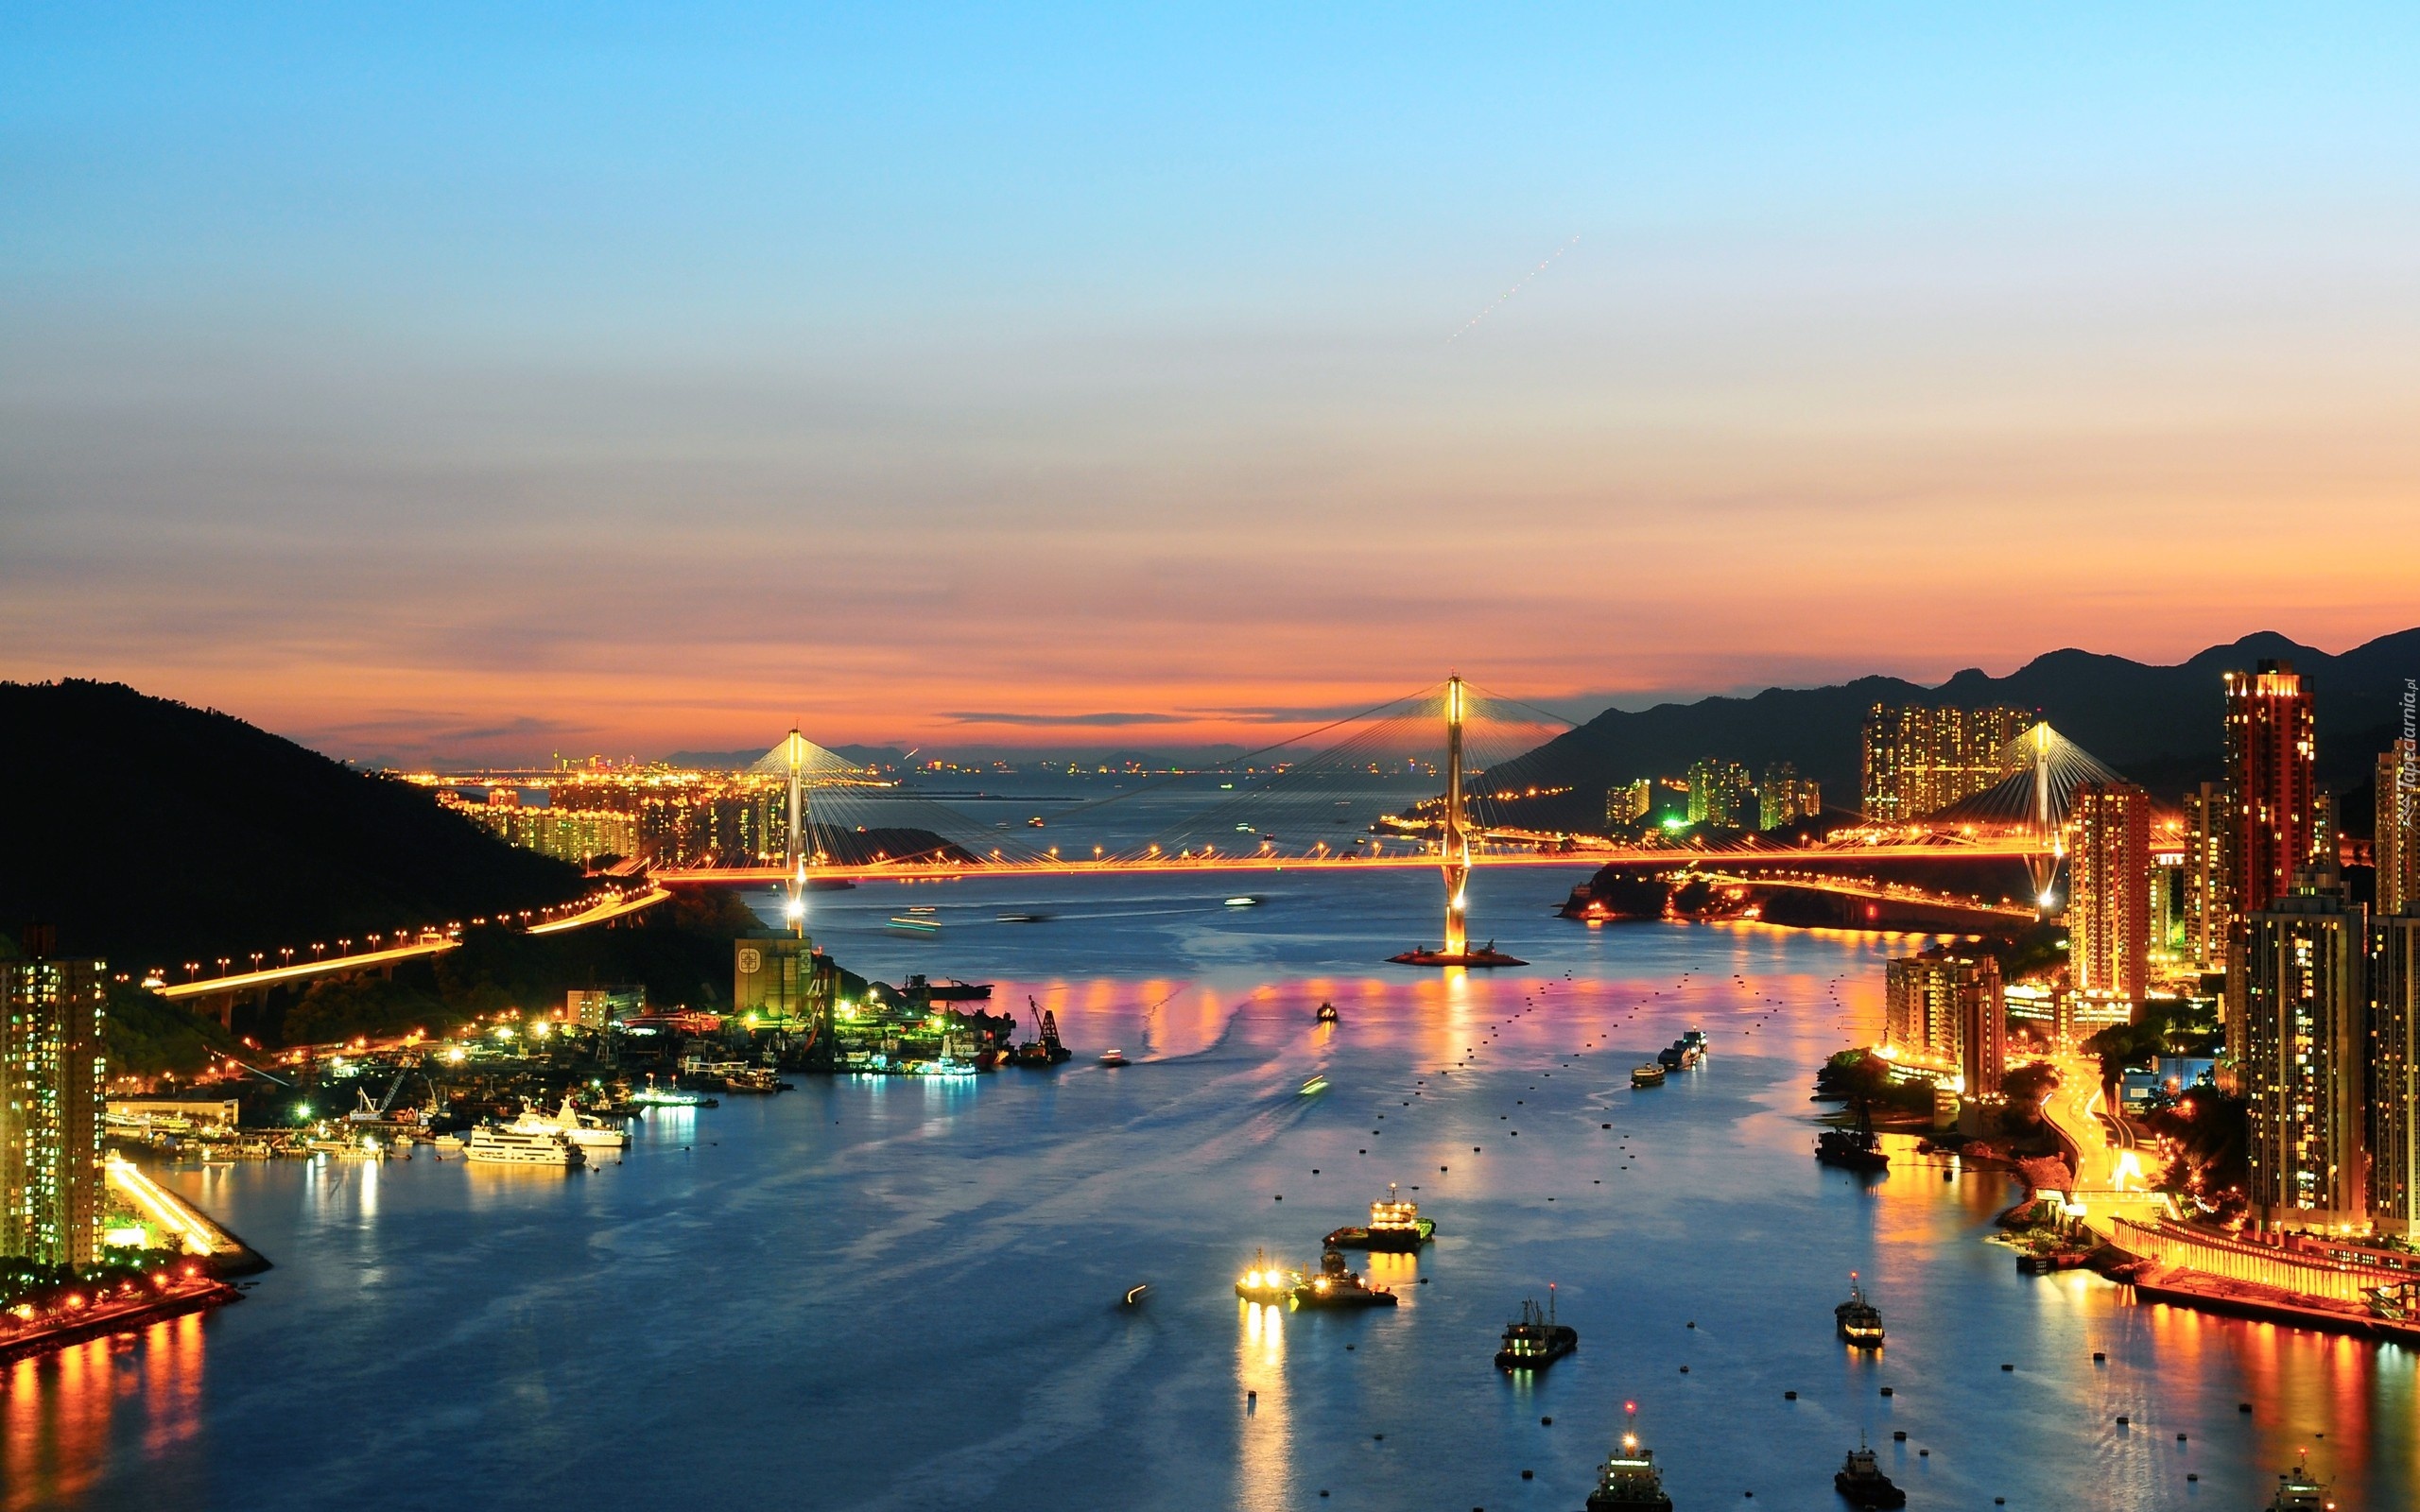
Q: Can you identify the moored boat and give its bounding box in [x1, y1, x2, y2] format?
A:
[1290, 1248, 1397, 1309]
[1835, 1271, 1884, 1348]
[1324, 1184, 1435, 1251]
[1585, 1402, 1673, 1510]
[1315, 1001, 1340, 1023]
[1834, 1440, 1906, 1507]
[2265, 1452, 2334, 1510]
[1632, 1063, 1667, 1089]
[1495, 1285, 1577, 1371]
[1235, 1248, 1301, 1303]
[464, 1124, 585, 1167]
[510, 1095, 630, 1153]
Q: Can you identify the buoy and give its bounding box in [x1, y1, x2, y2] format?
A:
[1784, 1391, 1797, 1400]
[2093, 1351, 2106, 1362]
[2116, 1415, 2128, 1425]
[1918, 1449, 1928, 1458]
[1879, 1386, 1893, 1397]
[2000, 1363, 2014, 1371]
[1893, 1431, 1906, 1441]
[1520, 1470, 1533, 1481]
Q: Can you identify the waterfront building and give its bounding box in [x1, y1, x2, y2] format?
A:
[1884, 948, 2004, 1094]
[1685, 759, 1754, 829]
[2068, 782, 2152, 1004]
[1859, 703, 2029, 821]
[2183, 782, 2231, 971]
[2222, 660, 2318, 917]
[2372, 913, 2420, 1235]
[1, 928, 108, 1267]
[1756, 764, 1821, 831]
[735, 935, 837, 1041]
[566, 986, 646, 1030]
[2238, 875, 2367, 1231]
[2379, 738, 2419, 916]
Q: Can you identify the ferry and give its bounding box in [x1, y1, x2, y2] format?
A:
[1495, 1286, 1578, 1372]
[1834, 1441, 1906, 1507]
[1224, 896, 1262, 908]
[2266, 1452, 2336, 1510]
[1315, 1001, 1340, 1024]
[510, 1095, 630, 1153]
[1835, 1271, 1885, 1348]
[1290, 1248, 1398, 1309]
[464, 1125, 586, 1167]
[1235, 1249, 1302, 1304]
[1632, 1063, 1667, 1089]
[1585, 1403, 1672, 1511]
[1324, 1184, 1435, 1251]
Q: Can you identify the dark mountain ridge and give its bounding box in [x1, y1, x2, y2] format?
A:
[1, 680, 588, 971]
[1496, 628, 2420, 819]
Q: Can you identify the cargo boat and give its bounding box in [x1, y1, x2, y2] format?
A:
[1585, 1403, 1673, 1510]
[1834, 1441, 1906, 1507]
[1495, 1286, 1577, 1371]
[1835, 1272, 1884, 1348]
[1291, 1248, 1398, 1309]
[1324, 1184, 1435, 1251]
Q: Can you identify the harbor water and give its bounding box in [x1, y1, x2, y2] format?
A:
[6, 864, 2412, 1510]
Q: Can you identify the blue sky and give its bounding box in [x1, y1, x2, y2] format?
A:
[7, 5, 2420, 759]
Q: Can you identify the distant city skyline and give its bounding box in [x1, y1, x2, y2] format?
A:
[8, 6, 2420, 763]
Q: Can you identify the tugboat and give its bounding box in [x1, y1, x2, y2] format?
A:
[1656, 1039, 1701, 1070]
[1495, 1284, 1578, 1371]
[1632, 1062, 1668, 1089]
[1324, 1184, 1436, 1251]
[1291, 1248, 1398, 1309]
[1235, 1249, 1301, 1304]
[1816, 1099, 1889, 1171]
[1316, 1001, 1340, 1024]
[1835, 1440, 1906, 1507]
[1835, 1272, 1885, 1348]
[1585, 1402, 1673, 1511]
[2266, 1452, 2336, 1511]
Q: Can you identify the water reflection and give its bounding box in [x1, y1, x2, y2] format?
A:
[1235, 1299, 1292, 1512]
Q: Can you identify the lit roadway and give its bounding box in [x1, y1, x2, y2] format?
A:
[157, 886, 671, 1001]
[2033, 1052, 2174, 1238]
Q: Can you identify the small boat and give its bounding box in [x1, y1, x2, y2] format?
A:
[2266, 1452, 2334, 1511]
[1235, 1249, 1301, 1303]
[1585, 1402, 1673, 1511]
[631, 1074, 717, 1108]
[1300, 1074, 1329, 1095]
[1098, 1049, 1130, 1067]
[1122, 1282, 1148, 1305]
[509, 1095, 630, 1152]
[886, 915, 941, 936]
[1632, 1063, 1667, 1089]
[1836, 1271, 1884, 1348]
[996, 912, 1051, 924]
[1224, 896, 1262, 907]
[430, 1133, 464, 1154]
[1324, 1183, 1435, 1251]
[1495, 1285, 1578, 1371]
[1291, 1248, 1398, 1309]
[1315, 1001, 1340, 1023]
[1834, 1441, 1906, 1507]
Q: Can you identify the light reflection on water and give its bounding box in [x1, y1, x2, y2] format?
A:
[5, 868, 2413, 1509]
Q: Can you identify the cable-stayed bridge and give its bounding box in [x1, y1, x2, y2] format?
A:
[655, 683, 2107, 954]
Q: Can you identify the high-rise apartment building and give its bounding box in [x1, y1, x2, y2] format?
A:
[1884, 948, 2005, 1095]
[1755, 764, 1821, 831]
[1, 932, 108, 1267]
[2379, 738, 2419, 917]
[1860, 703, 2030, 821]
[2238, 878, 2366, 1230]
[2183, 782, 2231, 972]
[2068, 782, 2152, 1005]
[1605, 780, 1651, 829]
[1685, 759, 1754, 829]
[2223, 660, 2318, 918]
[2371, 914, 2420, 1235]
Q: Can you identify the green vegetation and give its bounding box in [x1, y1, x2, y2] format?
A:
[1813, 1048, 1936, 1116]
[102, 980, 237, 1078]
[2079, 997, 2221, 1087]
[0, 1246, 185, 1311]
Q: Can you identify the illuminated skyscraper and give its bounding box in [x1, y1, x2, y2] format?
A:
[2239, 877, 2366, 1231]
[1860, 703, 2029, 821]
[2222, 660, 2317, 917]
[2068, 782, 2152, 1005]
[1605, 779, 1651, 829]
[1685, 759, 1754, 829]
[2372, 914, 2420, 1235]
[1, 928, 108, 1267]
[1756, 764, 1821, 831]
[2379, 738, 2418, 917]
[2183, 782, 2231, 971]
[1884, 948, 2004, 1095]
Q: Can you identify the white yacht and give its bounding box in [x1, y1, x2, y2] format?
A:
[464, 1124, 585, 1167]
[509, 1095, 630, 1153]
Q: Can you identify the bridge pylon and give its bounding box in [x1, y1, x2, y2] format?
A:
[1390, 676, 1525, 969]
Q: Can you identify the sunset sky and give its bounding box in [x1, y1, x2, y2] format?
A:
[8, 6, 2420, 764]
